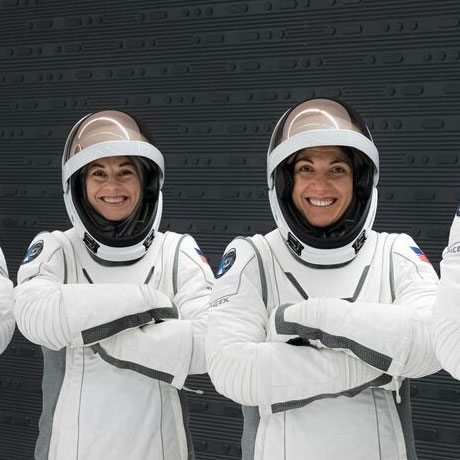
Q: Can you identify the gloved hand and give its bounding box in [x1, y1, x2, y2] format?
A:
[142, 285, 179, 323]
[266, 304, 301, 344]
[93, 317, 191, 388]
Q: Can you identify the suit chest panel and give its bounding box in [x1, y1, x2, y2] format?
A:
[67, 232, 167, 290]
[266, 232, 393, 309]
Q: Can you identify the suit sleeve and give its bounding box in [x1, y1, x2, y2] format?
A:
[0, 247, 15, 355]
[268, 233, 440, 379]
[14, 232, 173, 350]
[206, 238, 385, 416]
[92, 235, 214, 388]
[432, 212, 460, 379]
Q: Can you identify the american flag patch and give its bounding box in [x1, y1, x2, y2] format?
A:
[410, 246, 430, 263]
[195, 248, 209, 264]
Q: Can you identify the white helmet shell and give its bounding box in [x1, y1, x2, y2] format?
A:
[267, 98, 379, 266]
[62, 111, 165, 263]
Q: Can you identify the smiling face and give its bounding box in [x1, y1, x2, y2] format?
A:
[85, 156, 141, 221]
[291, 146, 353, 228]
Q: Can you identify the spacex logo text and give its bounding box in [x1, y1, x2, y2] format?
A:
[208, 297, 229, 309]
[446, 243, 460, 256]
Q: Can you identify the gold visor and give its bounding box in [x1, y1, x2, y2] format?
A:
[272, 98, 367, 151]
[64, 110, 148, 162]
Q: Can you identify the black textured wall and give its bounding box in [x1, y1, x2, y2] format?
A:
[1, 1, 460, 459]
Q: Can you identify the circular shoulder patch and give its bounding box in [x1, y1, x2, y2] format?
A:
[216, 248, 236, 278]
[22, 240, 44, 264]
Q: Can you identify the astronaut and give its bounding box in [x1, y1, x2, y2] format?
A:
[0, 249, 14, 356]
[432, 209, 460, 379]
[206, 98, 440, 460]
[14, 111, 213, 460]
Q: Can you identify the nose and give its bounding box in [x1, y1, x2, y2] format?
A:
[309, 172, 330, 190]
[104, 174, 122, 189]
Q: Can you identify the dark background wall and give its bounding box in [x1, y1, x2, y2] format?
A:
[0, 0, 460, 459]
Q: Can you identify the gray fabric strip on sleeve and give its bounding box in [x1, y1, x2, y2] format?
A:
[275, 305, 392, 372]
[81, 306, 178, 345]
[271, 373, 393, 414]
[92, 343, 174, 384]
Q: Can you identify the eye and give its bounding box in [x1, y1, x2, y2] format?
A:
[90, 169, 106, 178]
[119, 168, 136, 178]
[296, 162, 313, 174]
[331, 164, 350, 175]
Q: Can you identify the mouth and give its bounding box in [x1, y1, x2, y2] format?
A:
[99, 196, 128, 205]
[307, 198, 336, 208]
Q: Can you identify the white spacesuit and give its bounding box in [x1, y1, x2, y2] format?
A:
[0, 249, 14, 355]
[206, 98, 440, 460]
[432, 210, 460, 379]
[15, 111, 213, 460]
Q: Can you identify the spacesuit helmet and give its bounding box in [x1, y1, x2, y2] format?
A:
[62, 110, 164, 263]
[267, 98, 379, 266]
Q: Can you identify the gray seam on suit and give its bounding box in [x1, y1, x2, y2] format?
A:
[173, 234, 188, 295]
[271, 373, 393, 413]
[92, 343, 174, 384]
[236, 236, 268, 306]
[389, 235, 397, 302]
[343, 265, 370, 302]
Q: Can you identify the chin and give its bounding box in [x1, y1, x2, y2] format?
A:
[311, 221, 331, 228]
[99, 210, 131, 221]
[305, 214, 336, 228]
[303, 211, 323, 223]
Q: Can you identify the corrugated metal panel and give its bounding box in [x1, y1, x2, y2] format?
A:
[1, 0, 460, 458]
